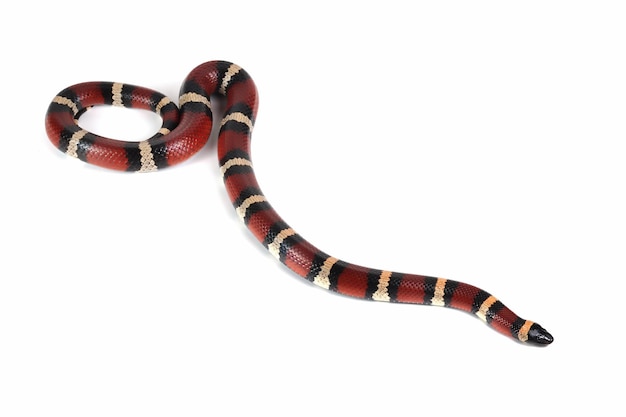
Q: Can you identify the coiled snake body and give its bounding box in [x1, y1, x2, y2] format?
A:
[45, 60, 553, 345]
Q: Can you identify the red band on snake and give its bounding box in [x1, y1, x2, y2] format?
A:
[44, 60, 553, 345]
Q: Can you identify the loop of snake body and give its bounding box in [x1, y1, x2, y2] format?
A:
[44, 60, 553, 345]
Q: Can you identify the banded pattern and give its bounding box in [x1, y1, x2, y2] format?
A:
[45, 60, 553, 345]
[46, 81, 184, 172]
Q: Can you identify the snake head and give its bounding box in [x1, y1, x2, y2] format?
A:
[527, 323, 554, 345]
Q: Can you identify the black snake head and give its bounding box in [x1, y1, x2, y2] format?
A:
[527, 323, 554, 345]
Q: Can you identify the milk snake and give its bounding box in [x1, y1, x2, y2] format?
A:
[44, 60, 553, 345]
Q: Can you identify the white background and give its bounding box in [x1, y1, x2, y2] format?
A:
[1, 1, 624, 415]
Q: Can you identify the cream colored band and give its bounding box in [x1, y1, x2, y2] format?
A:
[476, 295, 498, 322]
[518, 320, 534, 342]
[112, 83, 124, 107]
[312, 257, 339, 290]
[220, 112, 253, 131]
[236, 195, 266, 221]
[66, 129, 88, 158]
[220, 157, 253, 177]
[267, 228, 296, 260]
[179, 92, 211, 109]
[372, 271, 393, 302]
[138, 141, 157, 172]
[219, 63, 243, 95]
[155, 96, 172, 115]
[431, 278, 447, 306]
[53, 96, 80, 116]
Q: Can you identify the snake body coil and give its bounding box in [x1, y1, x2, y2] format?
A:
[45, 60, 553, 345]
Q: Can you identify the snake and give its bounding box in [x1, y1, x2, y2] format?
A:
[44, 60, 553, 346]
